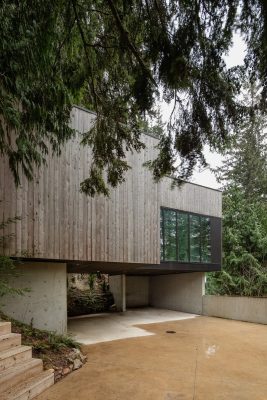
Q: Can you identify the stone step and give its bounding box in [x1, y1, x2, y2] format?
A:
[0, 323, 11, 336]
[0, 358, 43, 393]
[1, 369, 54, 400]
[0, 334, 21, 353]
[0, 346, 32, 372]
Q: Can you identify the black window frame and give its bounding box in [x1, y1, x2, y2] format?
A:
[160, 207, 212, 264]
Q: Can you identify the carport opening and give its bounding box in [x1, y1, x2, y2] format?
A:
[67, 272, 205, 318]
[67, 273, 149, 317]
[67, 272, 205, 343]
[67, 272, 115, 317]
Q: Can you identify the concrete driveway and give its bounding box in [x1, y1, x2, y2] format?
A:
[68, 308, 198, 344]
[37, 313, 267, 400]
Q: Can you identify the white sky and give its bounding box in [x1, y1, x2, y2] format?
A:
[161, 34, 246, 189]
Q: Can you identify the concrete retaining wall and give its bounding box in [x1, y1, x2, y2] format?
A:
[203, 295, 267, 325]
[1, 262, 67, 334]
[149, 272, 205, 315]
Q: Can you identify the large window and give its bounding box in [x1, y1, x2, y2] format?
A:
[160, 208, 211, 263]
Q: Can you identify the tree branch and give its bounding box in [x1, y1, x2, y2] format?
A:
[71, 0, 100, 110]
[105, 0, 157, 86]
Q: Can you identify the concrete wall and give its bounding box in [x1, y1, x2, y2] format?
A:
[109, 275, 149, 310]
[126, 277, 149, 307]
[203, 295, 267, 325]
[1, 262, 67, 334]
[149, 272, 205, 315]
[109, 275, 124, 311]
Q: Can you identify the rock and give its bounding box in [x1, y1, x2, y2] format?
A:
[67, 355, 76, 363]
[54, 368, 63, 382]
[68, 348, 87, 364]
[73, 358, 83, 370]
[63, 367, 71, 375]
[80, 354, 87, 363]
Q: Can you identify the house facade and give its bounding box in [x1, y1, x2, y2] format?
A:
[0, 106, 222, 333]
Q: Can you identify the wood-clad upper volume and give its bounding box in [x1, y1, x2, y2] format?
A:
[0, 106, 222, 267]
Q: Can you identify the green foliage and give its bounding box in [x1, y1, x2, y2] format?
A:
[67, 286, 114, 316]
[0, 1, 77, 184]
[140, 109, 165, 139]
[45, 332, 80, 351]
[88, 273, 97, 291]
[207, 89, 267, 296]
[206, 188, 267, 296]
[0, 256, 25, 298]
[1, 1, 267, 195]
[0, 209, 27, 301]
[215, 82, 267, 199]
[0, 311, 80, 351]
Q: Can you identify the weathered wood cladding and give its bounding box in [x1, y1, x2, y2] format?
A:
[0, 107, 222, 264]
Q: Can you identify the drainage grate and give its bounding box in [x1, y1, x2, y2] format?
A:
[166, 330, 176, 334]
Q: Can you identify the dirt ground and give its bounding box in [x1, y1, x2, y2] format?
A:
[37, 316, 267, 400]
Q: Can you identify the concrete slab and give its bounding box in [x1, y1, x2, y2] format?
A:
[37, 316, 267, 400]
[68, 307, 197, 344]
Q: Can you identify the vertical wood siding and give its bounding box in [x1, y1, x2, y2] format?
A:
[0, 107, 222, 264]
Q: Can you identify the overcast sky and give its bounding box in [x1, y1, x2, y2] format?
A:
[161, 34, 246, 189]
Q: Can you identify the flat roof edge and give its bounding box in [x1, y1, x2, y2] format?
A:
[73, 104, 97, 116]
[72, 105, 160, 140]
[166, 176, 222, 193]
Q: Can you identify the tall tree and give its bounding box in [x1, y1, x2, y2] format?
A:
[206, 187, 267, 296]
[1, 1, 267, 195]
[207, 83, 267, 296]
[216, 83, 267, 199]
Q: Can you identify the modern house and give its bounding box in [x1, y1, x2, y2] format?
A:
[0, 106, 222, 334]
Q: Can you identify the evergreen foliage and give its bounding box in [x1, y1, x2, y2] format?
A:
[1, 1, 267, 195]
[207, 83, 267, 296]
[215, 83, 267, 199]
[0, 207, 26, 300]
[206, 188, 267, 296]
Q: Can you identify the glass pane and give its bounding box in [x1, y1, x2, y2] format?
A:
[190, 215, 201, 262]
[163, 209, 177, 261]
[160, 209, 164, 260]
[178, 213, 189, 261]
[201, 217, 211, 262]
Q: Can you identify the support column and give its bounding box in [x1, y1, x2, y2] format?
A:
[121, 274, 126, 312]
[109, 274, 127, 312]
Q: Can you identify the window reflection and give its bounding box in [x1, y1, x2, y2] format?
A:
[160, 208, 211, 263]
[178, 213, 189, 262]
[201, 216, 211, 262]
[163, 209, 177, 261]
[190, 215, 201, 262]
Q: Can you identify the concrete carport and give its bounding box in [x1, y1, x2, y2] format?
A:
[1, 259, 204, 336]
[109, 273, 204, 314]
[67, 272, 205, 344]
